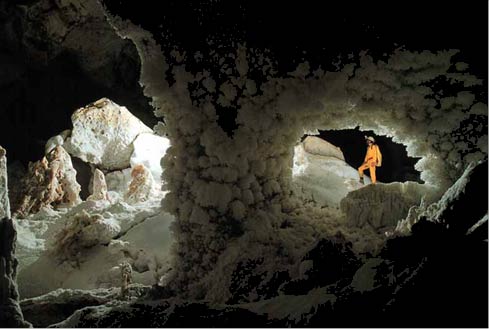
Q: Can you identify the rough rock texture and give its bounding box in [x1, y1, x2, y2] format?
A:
[50, 210, 120, 265]
[0, 0, 155, 165]
[64, 98, 152, 170]
[0, 219, 31, 327]
[292, 143, 369, 207]
[45, 130, 71, 155]
[125, 164, 155, 204]
[20, 285, 150, 328]
[14, 146, 81, 218]
[87, 169, 108, 201]
[303, 136, 345, 161]
[281, 235, 362, 296]
[0, 148, 28, 327]
[396, 160, 488, 235]
[17, 162, 487, 327]
[0, 146, 10, 219]
[16, 195, 172, 299]
[130, 132, 171, 182]
[106, 168, 133, 195]
[340, 182, 437, 230]
[6, 161, 26, 214]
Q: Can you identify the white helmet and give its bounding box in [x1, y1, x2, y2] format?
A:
[365, 135, 375, 143]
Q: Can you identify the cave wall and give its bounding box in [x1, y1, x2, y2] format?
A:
[106, 11, 487, 302]
[0, 147, 30, 327]
[0, 0, 155, 164]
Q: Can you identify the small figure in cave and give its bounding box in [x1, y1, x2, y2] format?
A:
[120, 261, 133, 299]
[358, 136, 382, 184]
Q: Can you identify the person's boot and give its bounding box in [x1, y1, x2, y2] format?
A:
[359, 177, 364, 184]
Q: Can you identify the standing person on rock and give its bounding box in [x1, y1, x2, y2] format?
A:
[358, 136, 382, 184]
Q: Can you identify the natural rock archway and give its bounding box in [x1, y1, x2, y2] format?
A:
[105, 8, 487, 303]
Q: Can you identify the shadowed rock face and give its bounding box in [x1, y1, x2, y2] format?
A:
[0, 218, 31, 328]
[0, 147, 30, 327]
[0, 0, 154, 166]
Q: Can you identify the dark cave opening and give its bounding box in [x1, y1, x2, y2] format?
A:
[307, 127, 423, 184]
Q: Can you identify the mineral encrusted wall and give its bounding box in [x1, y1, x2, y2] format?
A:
[0, 147, 30, 327]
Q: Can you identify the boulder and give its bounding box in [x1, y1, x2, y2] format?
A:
[303, 136, 345, 161]
[64, 98, 152, 170]
[51, 210, 121, 264]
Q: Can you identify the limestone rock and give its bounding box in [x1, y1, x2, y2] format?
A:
[396, 160, 488, 235]
[292, 144, 369, 207]
[20, 286, 150, 328]
[45, 129, 71, 155]
[0, 218, 31, 327]
[14, 146, 81, 218]
[0, 146, 10, 219]
[340, 182, 437, 230]
[106, 168, 133, 195]
[130, 132, 171, 182]
[64, 98, 152, 170]
[125, 164, 154, 204]
[87, 169, 108, 201]
[51, 210, 121, 264]
[303, 136, 345, 161]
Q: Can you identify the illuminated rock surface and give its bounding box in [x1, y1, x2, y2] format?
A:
[64, 98, 152, 170]
[125, 164, 155, 204]
[87, 169, 108, 201]
[302, 136, 345, 161]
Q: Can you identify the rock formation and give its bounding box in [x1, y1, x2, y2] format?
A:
[125, 164, 155, 204]
[50, 210, 121, 265]
[64, 98, 152, 171]
[87, 169, 108, 201]
[0, 146, 10, 219]
[14, 146, 81, 218]
[340, 181, 437, 230]
[0, 147, 30, 327]
[302, 136, 345, 161]
[396, 160, 488, 235]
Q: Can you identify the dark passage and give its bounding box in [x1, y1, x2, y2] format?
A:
[315, 128, 422, 184]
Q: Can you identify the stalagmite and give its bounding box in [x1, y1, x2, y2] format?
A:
[0, 146, 10, 218]
[124, 164, 154, 204]
[14, 146, 81, 218]
[87, 168, 109, 201]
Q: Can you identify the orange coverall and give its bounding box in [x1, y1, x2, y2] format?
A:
[358, 144, 381, 183]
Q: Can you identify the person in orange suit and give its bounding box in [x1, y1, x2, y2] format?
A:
[358, 136, 382, 184]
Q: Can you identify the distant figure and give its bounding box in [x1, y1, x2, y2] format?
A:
[358, 136, 382, 184]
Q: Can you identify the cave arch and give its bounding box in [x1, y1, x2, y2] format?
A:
[106, 12, 487, 303]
